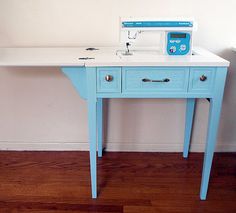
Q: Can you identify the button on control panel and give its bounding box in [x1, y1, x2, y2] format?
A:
[180, 44, 186, 51]
[170, 46, 176, 53]
[167, 32, 191, 55]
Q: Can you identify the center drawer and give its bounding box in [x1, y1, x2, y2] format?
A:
[122, 67, 189, 93]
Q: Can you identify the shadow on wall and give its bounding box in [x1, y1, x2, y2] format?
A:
[217, 49, 236, 144]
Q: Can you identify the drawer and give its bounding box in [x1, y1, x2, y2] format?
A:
[97, 67, 121, 93]
[188, 68, 215, 93]
[122, 67, 189, 93]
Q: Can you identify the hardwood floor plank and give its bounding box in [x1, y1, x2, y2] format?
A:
[124, 206, 157, 213]
[0, 201, 123, 213]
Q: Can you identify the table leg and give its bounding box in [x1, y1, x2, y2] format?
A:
[88, 100, 97, 198]
[183, 98, 196, 158]
[87, 67, 97, 198]
[97, 98, 103, 157]
[200, 98, 223, 200]
[200, 68, 227, 200]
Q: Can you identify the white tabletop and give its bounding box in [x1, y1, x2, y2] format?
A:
[0, 46, 230, 67]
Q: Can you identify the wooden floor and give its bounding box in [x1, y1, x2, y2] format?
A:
[0, 151, 235, 213]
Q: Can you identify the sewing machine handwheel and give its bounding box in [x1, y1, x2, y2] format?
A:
[200, 75, 207, 81]
[105, 75, 113, 82]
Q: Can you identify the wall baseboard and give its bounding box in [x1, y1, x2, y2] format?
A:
[0, 141, 235, 152]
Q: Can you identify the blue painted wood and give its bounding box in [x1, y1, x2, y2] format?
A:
[86, 67, 97, 199]
[97, 98, 103, 157]
[97, 67, 121, 93]
[122, 67, 189, 93]
[183, 98, 196, 158]
[189, 67, 215, 93]
[61, 67, 87, 99]
[97, 93, 213, 98]
[60, 65, 228, 200]
[200, 67, 227, 200]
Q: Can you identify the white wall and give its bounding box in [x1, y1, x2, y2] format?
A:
[0, 0, 236, 152]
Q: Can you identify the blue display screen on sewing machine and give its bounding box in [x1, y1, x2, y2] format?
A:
[167, 32, 191, 55]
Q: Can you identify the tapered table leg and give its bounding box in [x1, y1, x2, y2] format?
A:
[87, 67, 97, 198]
[97, 98, 103, 157]
[183, 98, 196, 158]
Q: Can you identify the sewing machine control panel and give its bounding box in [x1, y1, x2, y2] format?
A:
[167, 32, 191, 55]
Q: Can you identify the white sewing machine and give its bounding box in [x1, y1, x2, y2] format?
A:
[119, 17, 195, 56]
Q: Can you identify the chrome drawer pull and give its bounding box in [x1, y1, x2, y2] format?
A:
[200, 75, 207, 81]
[105, 75, 113, 82]
[142, 78, 170, 83]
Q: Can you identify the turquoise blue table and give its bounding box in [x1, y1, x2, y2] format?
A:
[62, 65, 228, 200]
[0, 47, 229, 200]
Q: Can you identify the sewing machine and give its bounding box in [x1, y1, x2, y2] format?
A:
[119, 17, 195, 56]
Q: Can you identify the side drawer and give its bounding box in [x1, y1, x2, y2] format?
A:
[122, 67, 189, 93]
[188, 67, 215, 93]
[97, 67, 121, 93]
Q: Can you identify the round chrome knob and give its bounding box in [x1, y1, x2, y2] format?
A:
[105, 75, 113, 82]
[200, 75, 207, 81]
